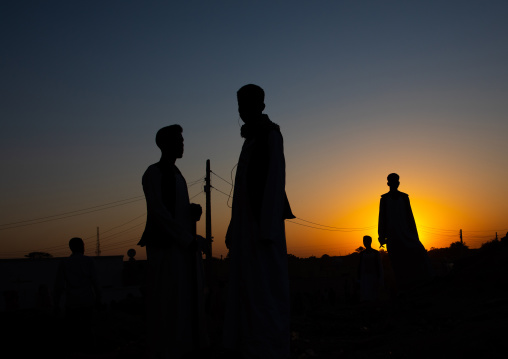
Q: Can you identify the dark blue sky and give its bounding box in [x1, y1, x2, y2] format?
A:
[2, 1, 508, 259]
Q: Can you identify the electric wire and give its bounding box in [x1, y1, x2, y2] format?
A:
[0, 198, 144, 230]
[0, 176, 201, 231]
[211, 171, 233, 186]
[211, 186, 233, 199]
[0, 213, 147, 256]
[186, 176, 206, 185]
[187, 179, 205, 188]
[287, 220, 376, 232]
[97, 213, 146, 236]
[292, 217, 375, 231]
[0, 196, 144, 227]
[190, 191, 204, 200]
[4, 166, 508, 258]
[100, 223, 146, 243]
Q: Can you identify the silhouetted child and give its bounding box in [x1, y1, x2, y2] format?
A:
[54, 237, 101, 354]
[358, 236, 384, 302]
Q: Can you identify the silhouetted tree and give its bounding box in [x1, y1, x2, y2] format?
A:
[449, 241, 469, 250]
[354, 246, 365, 253]
[25, 252, 53, 259]
[480, 238, 501, 251]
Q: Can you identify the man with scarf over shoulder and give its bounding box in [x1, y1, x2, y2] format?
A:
[223, 84, 295, 359]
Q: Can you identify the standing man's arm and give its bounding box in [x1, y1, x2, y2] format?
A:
[259, 131, 286, 242]
[143, 167, 194, 249]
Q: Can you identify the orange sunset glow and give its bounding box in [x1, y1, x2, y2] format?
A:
[1, 2, 508, 261]
[3, 3, 508, 359]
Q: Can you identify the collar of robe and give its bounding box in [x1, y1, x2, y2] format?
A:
[240, 114, 280, 139]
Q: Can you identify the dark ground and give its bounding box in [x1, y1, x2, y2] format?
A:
[3, 241, 508, 359]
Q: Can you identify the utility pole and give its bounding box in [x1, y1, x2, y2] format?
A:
[205, 159, 212, 258]
[96, 226, 101, 256]
[204, 159, 214, 313]
[459, 229, 463, 244]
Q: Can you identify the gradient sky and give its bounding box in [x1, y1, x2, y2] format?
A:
[2, 0, 508, 260]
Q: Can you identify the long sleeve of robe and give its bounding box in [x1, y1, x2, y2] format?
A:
[223, 129, 291, 359]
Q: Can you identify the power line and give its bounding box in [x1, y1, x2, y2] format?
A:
[96, 213, 146, 236]
[99, 236, 142, 251]
[187, 176, 206, 185]
[0, 213, 147, 256]
[190, 191, 204, 201]
[211, 186, 233, 199]
[0, 196, 144, 227]
[419, 230, 457, 238]
[211, 171, 233, 186]
[100, 223, 146, 243]
[0, 197, 144, 230]
[462, 228, 508, 233]
[287, 220, 376, 232]
[293, 218, 375, 231]
[419, 225, 458, 232]
[188, 179, 205, 187]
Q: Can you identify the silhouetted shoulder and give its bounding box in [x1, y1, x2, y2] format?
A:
[144, 163, 160, 174]
[142, 163, 161, 182]
[267, 128, 284, 144]
[380, 191, 409, 198]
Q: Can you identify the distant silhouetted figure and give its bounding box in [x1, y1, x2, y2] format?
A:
[137, 125, 208, 359]
[223, 84, 295, 359]
[378, 173, 433, 291]
[54, 237, 101, 354]
[358, 236, 384, 302]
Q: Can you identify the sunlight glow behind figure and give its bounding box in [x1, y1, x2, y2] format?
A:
[1, 2, 508, 260]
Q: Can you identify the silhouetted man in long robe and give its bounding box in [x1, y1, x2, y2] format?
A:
[378, 173, 432, 290]
[223, 84, 295, 359]
[137, 125, 208, 359]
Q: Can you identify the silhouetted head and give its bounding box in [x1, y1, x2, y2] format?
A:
[69, 237, 85, 254]
[363, 235, 372, 249]
[156, 125, 184, 158]
[237, 84, 265, 124]
[387, 173, 400, 191]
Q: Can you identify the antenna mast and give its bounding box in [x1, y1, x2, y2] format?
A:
[96, 226, 101, 256]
